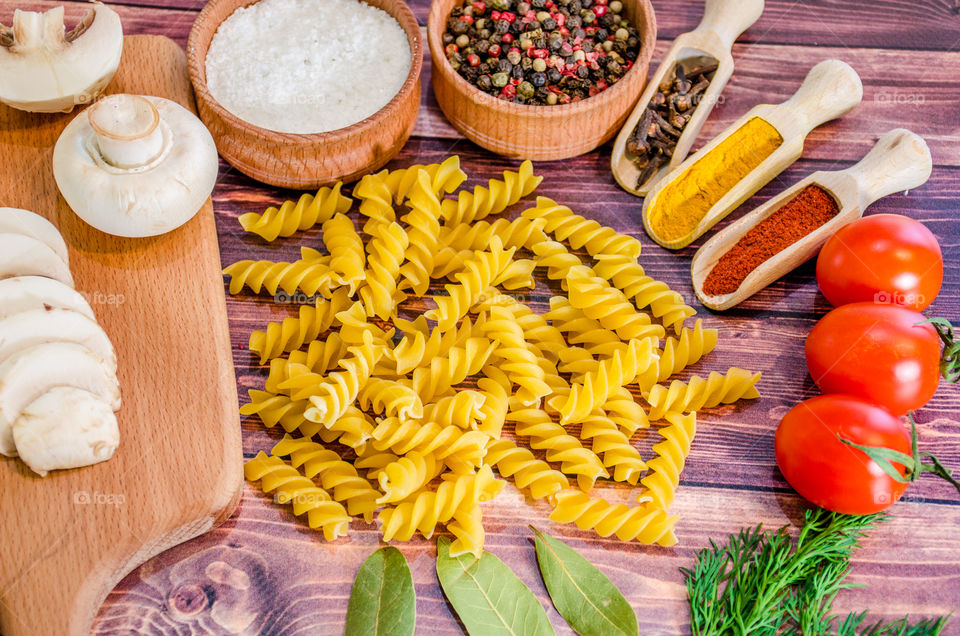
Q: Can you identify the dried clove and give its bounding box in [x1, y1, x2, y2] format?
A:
[625, 58, 716, 189]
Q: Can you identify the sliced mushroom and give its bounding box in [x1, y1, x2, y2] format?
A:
[0, 4, 123, 113]
[0, 207, 69, 264]
[0, 342, 120, 457]
[53, 93, 219, 238]
[0, 233, 74, 287]
[13, 387, 119, 476]
[0, 276, 93, 321]
[0, 308, 116, 372]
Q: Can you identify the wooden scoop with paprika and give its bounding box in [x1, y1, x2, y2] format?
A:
[611, 0, 765, 196]
[690, 128, 933, 311]
[641, 59, 864, 250]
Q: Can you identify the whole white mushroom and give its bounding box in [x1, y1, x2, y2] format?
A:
[53, 93, 219, 238]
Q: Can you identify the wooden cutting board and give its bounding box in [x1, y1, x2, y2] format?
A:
[0, 35, 242, 636]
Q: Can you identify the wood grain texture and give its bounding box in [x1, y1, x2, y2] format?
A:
[0, 36, 241, 636]
[427, 0, 657, 160]
[0, 0, 946, 634]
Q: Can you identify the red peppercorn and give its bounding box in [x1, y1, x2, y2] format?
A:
[594, 0, 607, 5]
[501, 11, 516, 22]
[460, 14, 473, 23]
[501, 32, 514, 43]
[545, 0, 554, 7]
[531, 48, 549, 59]
[488, 44, 501, 56]
[445, 43, 458, 55]
[490, 9, 501, 19]
[511, 77, 520, 85]
[595, 78, 608, 90]
[509, 46, 521, 55]
[525, 9, 536, 19]
[500, 84, 517, 99]
[472, 1, 486, 12]
[467, 53, 481, 66]
[555, 13, 565, 26]
[588, 87, 600, 97]
[586, 51, 598, 62]
[594, 5, 607, 16]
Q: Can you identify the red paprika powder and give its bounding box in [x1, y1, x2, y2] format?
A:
[703, 185, 840, 296]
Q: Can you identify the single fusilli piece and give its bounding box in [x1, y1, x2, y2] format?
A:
[522, 197, 642, 259]
[223, 253, 333, 298]
[305, 405, 375, 451]
[391, 317, 474, 375]
[603, 386, 650, 435]
[354, 171, 396, 235]
[638, 412, 696, 509]
[476, 370, 510, 439]
[248, 288, 352, 364]
[398, 170, 444, 295]
[357, 378, 424, 420]
[371, 417, 491, 474]
[244, 451, 351, 541]
[296, 332, 386, 425]
[421, 391, 487, 430]
[376, 451, 441, 504]
[549, 490, 678, 546]
[441, 217, 548, 254]
[592, 254, 696, 334]
[440, 160, 541, 227]
[557, 338, 659, 425]
[644, 368, 761, 421]
[381, 155, 467, 204]
[354, 447, 399, 481]
[483, 305, 551, 406]
[545, 295, 624, 359]
[323, 213, 365, 294]
[272, 435, 381, 522]
[648, 319, 719, 388]
[484, 438, 569, 501]
[579, 411, 647, 485]
[264, 334, 349, 393]
[425, 237, 517, 330]
[532, 239, 586, 287]
[567, 266, 665, 343]
[448, 504, 485, 558]
[239, 183, 352, 241]
[359, 221, 409, 320]
[379, 466, 504, 541]
[477, 290, 567, 363]
[406, 337, 497, 403]
[507, 402, 608, 491]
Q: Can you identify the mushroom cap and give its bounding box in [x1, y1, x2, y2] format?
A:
[0, 207, 70, 264]
[0, 276, 93, 321]
[53, 94, 219, 238]
[0, 4, 124, 113]
[13, 387, 119, 476]
[0, 342, 120, 457]
[0, 232, 74, 287]
[0, 307, 117, 373]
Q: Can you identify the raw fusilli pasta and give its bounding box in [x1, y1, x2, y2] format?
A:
[406, 337, 497, 402]
[223, 253, 333, 298]
[376, 451, 440, 504]
[448, 504, 485, 558]
[356, 377, 424, 420]
[579, 411, 647, 485]
[299, 332, 386, 425]
[592, 253, 696, 333]
[638, 412, 696, 509]
[549, 490, 678, 546]
[646, 319, 718, 389]
[324, 213, 365, 295]
[244, 451, 351, 541]
[484, 438, 569, 500]
[248, 288, 352, 364]
[567, 266, 665, 342]
[440, 160, 541, 227]
[421, 391, 487, 430]
[239, 183, 352, 241]
[483, 305, 551, 406]
[398, 170, 444, 295]
[264, 334, 349, 393]
[359, 221, 409, 319]
[522, 196, 642, 259]
[644, 368, 761, 421]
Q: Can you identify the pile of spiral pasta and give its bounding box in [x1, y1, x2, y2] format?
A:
[226, 156, 761, 557]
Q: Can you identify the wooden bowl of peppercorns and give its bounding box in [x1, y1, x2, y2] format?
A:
[428, 0, 656, 160]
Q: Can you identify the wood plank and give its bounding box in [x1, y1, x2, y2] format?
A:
[90, 484, 960, 634]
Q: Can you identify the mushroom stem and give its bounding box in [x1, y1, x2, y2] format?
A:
[88, 94, 165, 169]
[12, 10, 46, 51]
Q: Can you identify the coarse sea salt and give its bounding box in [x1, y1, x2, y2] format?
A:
[206, 0, 411, 134]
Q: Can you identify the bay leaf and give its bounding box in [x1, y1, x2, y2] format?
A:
[532, 527, 638, 636]
[344, 546, 416, 636]
[436, 536, 555, 636]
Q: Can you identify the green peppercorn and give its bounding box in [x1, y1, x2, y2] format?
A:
[615, 27, 629, 40]
[602, 39, 613, 51]
[456, 34, 470, 47]
[517, 81, 535, 99]
[532, 58, 547, 72]
[536, 10, 550, 21]
[492, 72, 509, 87]
[547, 92, 558, 105]
[507, 49, 522, 65]
[609, 0, 622, 11]
[582, 10, 595, 24]
[519, 37, 533, 50]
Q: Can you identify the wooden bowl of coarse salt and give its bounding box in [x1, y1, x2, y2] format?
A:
[187, 0, 422, 189]
[427, 0, 657, 161]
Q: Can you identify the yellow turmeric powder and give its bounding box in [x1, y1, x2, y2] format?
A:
[648, 117, 783, 243]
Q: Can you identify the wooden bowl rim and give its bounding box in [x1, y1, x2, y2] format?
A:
[426, 0, 656, 117]
[186, 0, 424, 143]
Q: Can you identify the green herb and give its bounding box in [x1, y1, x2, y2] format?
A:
[841, 413, 960, 496]
[531, 526, 638, 636]
[682, 508, 949, 635]
[345, 546, 416, 636]
[436, 536, 554, 636]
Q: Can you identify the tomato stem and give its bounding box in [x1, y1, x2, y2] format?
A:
[918, 317, 959, 383]
[839, 414, 960, 497]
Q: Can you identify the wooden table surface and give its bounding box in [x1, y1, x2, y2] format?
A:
[5, 0, 958, 633]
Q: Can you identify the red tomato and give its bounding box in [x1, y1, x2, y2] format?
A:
[775, 395, 911, 514]
[805, 302, 941, 415]
[817, 214, 943, 311]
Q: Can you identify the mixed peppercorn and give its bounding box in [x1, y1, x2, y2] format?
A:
[442, 0, 643, 105]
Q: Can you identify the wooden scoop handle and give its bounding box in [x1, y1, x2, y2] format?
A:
[695, 0, 765, 51]
[780, 59, 863, 135]
[842, 128, 933, 210]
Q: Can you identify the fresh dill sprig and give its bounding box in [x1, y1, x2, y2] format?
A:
[681, 508, 949, 636]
